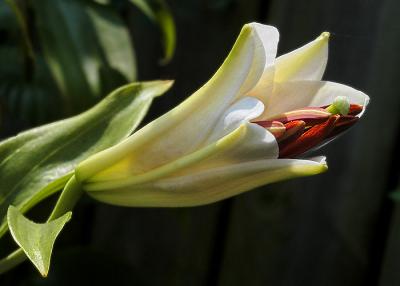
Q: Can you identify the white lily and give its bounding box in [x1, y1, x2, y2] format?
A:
[75, 23, 369, 207]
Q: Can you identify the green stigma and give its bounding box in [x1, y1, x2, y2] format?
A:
[325, 96, 350, 115]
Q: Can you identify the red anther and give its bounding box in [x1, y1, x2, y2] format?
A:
[348, 104, 363, 116]
[278, 120, 305, 142]
[302, 117, 330, 126]
[336, 115, 359, 127]
[327, 115, 359, 138]
[279, 115, 339, 158]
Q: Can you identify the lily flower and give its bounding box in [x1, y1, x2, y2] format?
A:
[75, 23, 369, 207]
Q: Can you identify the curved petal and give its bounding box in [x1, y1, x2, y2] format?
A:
[85, 123, 278, 187]
[246, 23, 280, 102]
[77, 23, 279, 181]
[205, 96, 265, 144]
[261, 80, 370, 119]
[85, 157, 327, 207]
[274, 32, 329, 83]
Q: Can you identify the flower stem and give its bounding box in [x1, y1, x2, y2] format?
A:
[0, 249, 25, 275]
[48, 175, 82, 220]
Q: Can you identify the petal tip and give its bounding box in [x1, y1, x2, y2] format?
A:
[302, 156, 329, 175]
[318, 156, 328, 169]
[245, 22, 280, 43]
[319, 32, 330, 41]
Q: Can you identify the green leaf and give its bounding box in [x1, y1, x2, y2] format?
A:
[7, 205, 72, 277]
[32, 0, 96, 112]
[0, 80, 173, 238]
[86, 2, 137, 84]
[4, 0, 34, 59]
[0, 56, 61, 126]
[129, 0, 176, 64]
[32, 0, 137, 113]
[92, 0, 111, 4]
[156, 0, 176, 64]
[390, 189, 400, 202]
[129, 0, 156, 20]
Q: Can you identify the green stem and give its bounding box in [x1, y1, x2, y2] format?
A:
[48, 175, 83, 221]
[0, 175, 83, 275]
[0, 249, 25, 275]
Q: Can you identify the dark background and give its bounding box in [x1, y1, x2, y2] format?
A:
[1, 0, 400, 285]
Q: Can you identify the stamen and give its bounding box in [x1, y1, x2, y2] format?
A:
[279, 115, 339, 158]
[255, 121, 286, 139]
[327, 115, 359, 138]
[253, 99, 364, 158]
[279, 120, 305, 142]
[262, 108, 331, 125]
[348, 104, 363, 116]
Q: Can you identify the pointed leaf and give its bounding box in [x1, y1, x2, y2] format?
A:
[0, 80, 173, 238]
[7, 206, 71, 277]
[86, 2, 137, 83]
[155, 0, 176, 64]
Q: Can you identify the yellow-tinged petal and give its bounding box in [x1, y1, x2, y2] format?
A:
[76, 23, 279, 182]
[85, 157, 328, 207]
[84, 122, 278, 187]
[274, 32, 329, 83]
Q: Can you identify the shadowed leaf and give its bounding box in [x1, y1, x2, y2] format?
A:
[7, 206, 72, 276]
[0, 80, 173, 238]
[32, 0, 137, 113]
[129, 0, 176, 64]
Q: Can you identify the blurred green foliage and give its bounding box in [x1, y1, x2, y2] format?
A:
[390, 189, 400, 202]
[0, 0, 175, 129]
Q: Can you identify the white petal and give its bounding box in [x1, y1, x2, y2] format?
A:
[246, 66, 275, 103]
[77, 23, 280, 181]
[274, 32, 329, 82]
[262, 80, 370, 119]
[86, 123, 278, 186]
[86, 157, 327, 207]
[205, 97, 265, 144]
[246, 23, 279, 102]
[250, 22, 279, 66]
[193, 123, 279, 171]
